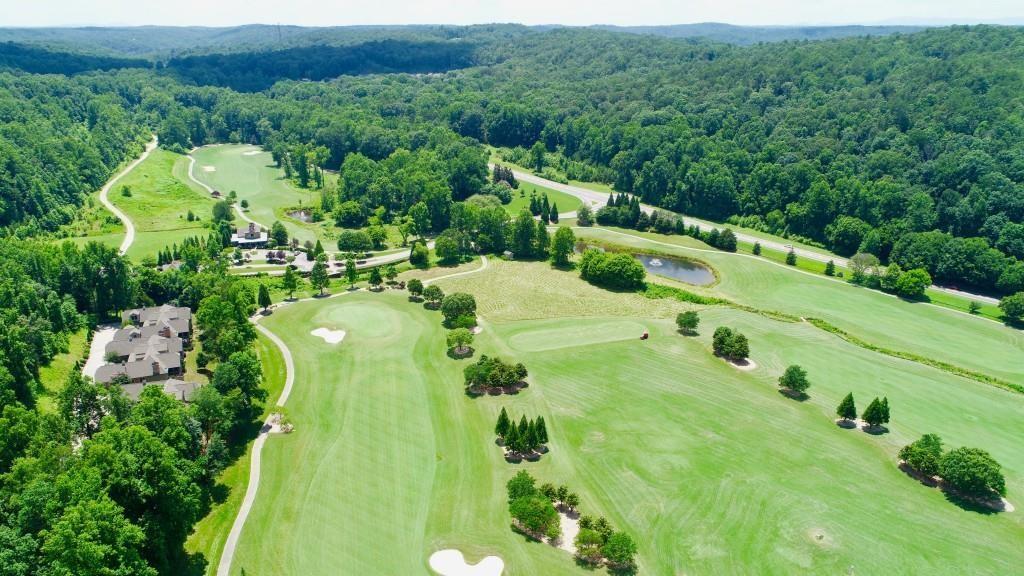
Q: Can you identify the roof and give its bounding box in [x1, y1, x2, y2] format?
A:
[122, 304, 191, 333]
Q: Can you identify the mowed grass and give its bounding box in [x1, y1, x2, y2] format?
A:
[574, 226, 1024, 387]
[504, 181, 582, 216]
[189, 145, 333, 245]
[231, 292, 582, 575]
[71, 148, 213, 260]
[224, 262, 1022, 575]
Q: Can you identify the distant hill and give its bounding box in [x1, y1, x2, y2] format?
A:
[591, 22, 929, 43]
[0, 24, 528, 58]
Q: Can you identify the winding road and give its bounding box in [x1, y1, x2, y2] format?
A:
[494, 163, 1001, 305]
[99, 136, 158, 255]
[216, 256, 490, 576]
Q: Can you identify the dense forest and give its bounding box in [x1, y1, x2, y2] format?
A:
[1, 23, 1024, 574]
[3, 26, 1024, 293]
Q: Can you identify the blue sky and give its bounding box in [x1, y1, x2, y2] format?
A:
[4, 0, 1023, 27]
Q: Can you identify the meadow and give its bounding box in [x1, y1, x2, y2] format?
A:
[221, 256, 1023, 575]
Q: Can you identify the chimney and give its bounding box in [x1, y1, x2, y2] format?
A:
[152, 361, 160, 375]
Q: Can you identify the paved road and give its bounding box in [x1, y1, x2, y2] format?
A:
[495, 164, 1001, 305]
[215, 256, 490, 576]
[99, 136, 158, 255]
[232, 243, 436, 277]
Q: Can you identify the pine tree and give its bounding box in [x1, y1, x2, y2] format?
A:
[880, 397, 890, 424]
[785, 248, 797, 266]
[495, 407, 510, 438]
[824, 260, 836, 276]
[542, 194, 550, 220]
[282, 266, 299, 299]
[525, 420, 538, 451]
[518, 415, 529, 439]
[752, 242, 761, 256]
[606, 193, 614, 207]
[535, 220, 550, 255]
[550, 203, 559, 223]
[862, 397, 885, 428]
[836, 392, 857, 422]
[536, 416, 548, 444]
[258, 283, 272, 311]
[505, 421, 520, 453]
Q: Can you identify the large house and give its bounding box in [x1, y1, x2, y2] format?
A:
[231, 222, 268, 248]
[94, 305, 201, 401]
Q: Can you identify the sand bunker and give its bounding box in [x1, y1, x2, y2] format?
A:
[556, 511, 580, 554]
[203, 165, 216, 172]
[242, 150, 262, 156]
[311, 327, 346, 344]
[428, 550, 504, 576]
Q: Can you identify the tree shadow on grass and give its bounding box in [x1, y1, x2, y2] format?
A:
[942, 489, 1003, 515]
[446, 347, 474, 360]
[860, 424, 889, 436]
[169, 551, 208, 576]
[777, 388, 809, 402]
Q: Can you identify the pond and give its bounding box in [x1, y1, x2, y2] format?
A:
[575, 242, 716, 286]
[634, 254, 716, 286]
[287, 209, 312, 222]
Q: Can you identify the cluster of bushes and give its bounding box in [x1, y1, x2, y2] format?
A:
[711, 326, 750, 361]
[900, 435, 1006, 502]
[505, 471, 638, 570]
[495, 407, 548, 457]
[835, 393, 891, 429]
[463, 355, 528, 394]
[847, 253, 933, 299]
[578, 248, 646, 290]
[491, 164, 518, 189]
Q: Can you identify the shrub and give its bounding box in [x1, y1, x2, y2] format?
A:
[999, 292, 1024, 321]
[578, 249, 646, 290]
[336, 230, 373, 252]
[899, 434, 944, 477]
[939, 447, 1006, 498]
[410, 242, 430, 268]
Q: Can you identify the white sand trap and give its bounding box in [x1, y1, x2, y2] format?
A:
[242, 150, 262, 156]
[311, 327, 346, 344]
[429, 550, 504, 576]
[203, 165, 216, 172]
[556, 511, 580, 554]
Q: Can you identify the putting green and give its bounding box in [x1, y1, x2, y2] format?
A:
[224, 258, 1022, 574]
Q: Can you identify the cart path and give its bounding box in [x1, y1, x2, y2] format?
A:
[216, 255, 489, 576]
[99, 136, 158, 255]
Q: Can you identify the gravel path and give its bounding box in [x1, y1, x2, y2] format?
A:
[99, 136, 158, 255]
[215, 256, 490, 576]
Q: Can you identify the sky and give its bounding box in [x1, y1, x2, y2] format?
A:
[3, 0, 1023, 28]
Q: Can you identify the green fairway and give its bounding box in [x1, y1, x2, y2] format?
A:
[225, 259, 1022, 575]
[573, 227, 1024, 387]
[189, 145, 334, 245]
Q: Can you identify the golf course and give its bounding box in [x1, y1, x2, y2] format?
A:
[219, 253, 1022, 575]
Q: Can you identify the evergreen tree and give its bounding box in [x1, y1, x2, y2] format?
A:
[536, 416, 548, 444]
[535, 219, 550, 255]
[786, 248, 797, 266]
[606, 193, 614, 207]
[505, 421, 520, 452]
[346, 258, 357, 287]
[282, 266, 299, 299]
[752, 241, 761, 255]
[525, 419, 538, 451]
[862, 397, 886, 428]
[496, 407, 511, 438]
[824, 260, 836, 276]
[257, 283, 272, 311]
[880, 396, 890, 425]
[310, 254, 330, 295]
[518, 415, 529, 440]
[550, 203, 559, 223]
[836, 392, 857, 422]
[369, 267, 383, 289]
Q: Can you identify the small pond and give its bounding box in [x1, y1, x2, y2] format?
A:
[635, 253, 715, 286]
[287, 209, 312, 222]
[575, 242, 715, 286]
